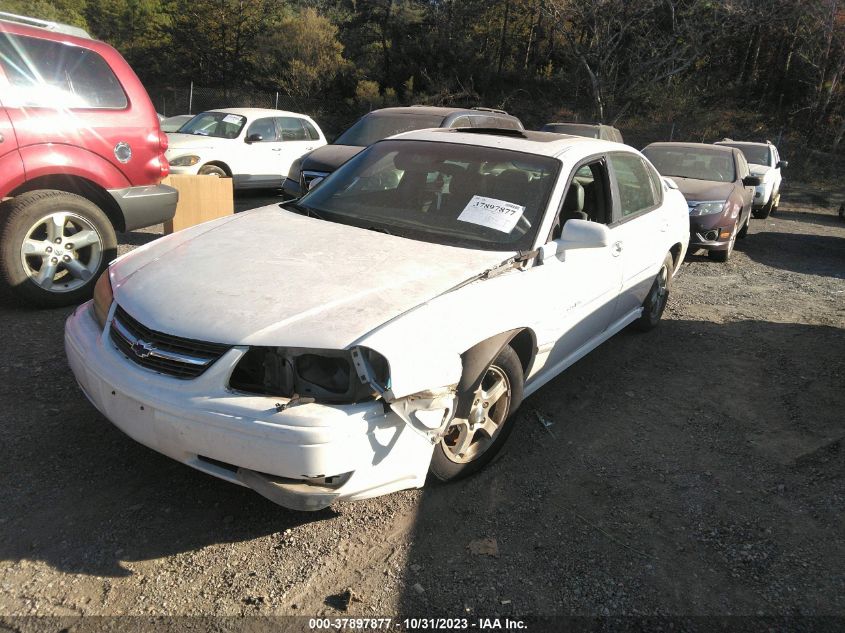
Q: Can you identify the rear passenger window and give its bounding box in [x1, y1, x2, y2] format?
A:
[0, 33, 127, 109]
[277, 117, 308, 141]
[302, 120, 320, 141]
[610, 154, 658, 218]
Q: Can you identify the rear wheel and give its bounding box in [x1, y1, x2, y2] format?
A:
[430, 346, 524, 482]
[635, 253, 673, 332]
[0, 191, 116, 307]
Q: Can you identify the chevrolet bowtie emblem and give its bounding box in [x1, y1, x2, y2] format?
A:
[131, 340, 155, 358]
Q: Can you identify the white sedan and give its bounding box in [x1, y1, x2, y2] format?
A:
[65, 129, 689, 511]
[165, 107, 326, 190]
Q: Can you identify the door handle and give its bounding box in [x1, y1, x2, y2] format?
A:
[305, 146, 314, 151]
[660, 222, 668, 232]
[271, 148, 282, 151]
[612, 241, 623, 256]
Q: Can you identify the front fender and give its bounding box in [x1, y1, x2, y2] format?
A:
[358, 270, 536, 399]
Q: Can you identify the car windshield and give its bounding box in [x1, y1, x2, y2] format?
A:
[720, 143, 772, 166]
[541, 123, 600, 138]
[334, 114, 446, 147]
[177, 112, 246, 139]
[292, 139, 560, 251]
[643, 147, 736, 183]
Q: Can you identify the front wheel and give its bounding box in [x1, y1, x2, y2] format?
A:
[634, 252, 673, 332]
[737, 212, 750, 239]
[430, 345, 524, 482]
[198, 164, 227, 177]
[0, 191, 117, 307]
[753, 199, 773, 219]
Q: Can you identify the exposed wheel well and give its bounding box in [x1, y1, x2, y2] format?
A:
[508, 329, 535, 377]
[669, 242, 683, 272]
[8, 175, 125, 231]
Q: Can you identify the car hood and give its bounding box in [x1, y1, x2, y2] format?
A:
[300, 145, 365, 173]
[672, 177, 735, 202]
[111, 207, 512, 349]
[165, 133, 222, 152]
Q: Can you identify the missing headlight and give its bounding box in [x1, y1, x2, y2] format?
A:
[229, 347, 389, 404]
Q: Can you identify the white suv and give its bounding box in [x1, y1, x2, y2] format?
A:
[65, 129, 689, 511]
[166, 107, 326, 190]
[716, 140, 787, 218]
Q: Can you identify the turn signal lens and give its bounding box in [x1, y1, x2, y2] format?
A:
[92, 270, 114, 330]
[719, 230, 732, 239]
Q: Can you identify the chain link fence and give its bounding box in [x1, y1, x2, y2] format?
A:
[151, 84, 301, 117]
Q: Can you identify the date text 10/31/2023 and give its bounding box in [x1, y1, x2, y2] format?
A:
[308, 617, 528, 630]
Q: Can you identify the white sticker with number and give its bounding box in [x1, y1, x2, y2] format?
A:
[222, 114, 243, 124]
[457, 195, 525, 233]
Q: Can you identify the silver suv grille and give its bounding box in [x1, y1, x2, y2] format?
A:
[109, 306, 231, 379]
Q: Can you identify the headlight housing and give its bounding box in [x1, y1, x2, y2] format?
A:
[229, 347, 390, 404]
[92, 269, 113, 329]
[168, 155, 200, 167]
[689, 201, 727, 216]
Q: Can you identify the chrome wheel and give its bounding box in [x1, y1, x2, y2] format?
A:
[442, 365, 511, 464]
[20, 212, 103, 293]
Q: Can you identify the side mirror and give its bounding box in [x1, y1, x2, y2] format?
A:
[560, 219, 611, 249]
[307, 176, 325, 191]
[742, 175, 761, 187]
[777, 160, 788, 169]
[245, 133, 263, 144]
[663, 177, 679, 190]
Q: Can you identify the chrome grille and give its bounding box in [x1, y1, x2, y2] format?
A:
[109, 306, 231, 379]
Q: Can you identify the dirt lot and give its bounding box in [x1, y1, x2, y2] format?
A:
[0, 188, 843, 627]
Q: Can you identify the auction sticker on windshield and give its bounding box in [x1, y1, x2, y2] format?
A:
[222, 114, 244, 124]
[457, 195, 525, 233]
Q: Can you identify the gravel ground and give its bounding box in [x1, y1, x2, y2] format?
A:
[0, 188, 842, 627]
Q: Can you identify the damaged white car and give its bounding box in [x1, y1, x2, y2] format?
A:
[65, 128, 689, 511]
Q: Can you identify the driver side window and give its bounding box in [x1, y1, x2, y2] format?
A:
[552, 160, 611, 240]
[246, 118, 278, 142]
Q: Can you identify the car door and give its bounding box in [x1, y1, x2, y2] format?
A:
[532, 159, 623, 374]
[606, 152, 665, 321]
[0, 68, 25, 194]
[240, 116, 282, 186]
[275, 117, 318, 185]
[734, 150, 754, 217]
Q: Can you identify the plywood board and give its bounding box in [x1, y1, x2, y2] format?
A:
[162, 175, 234, 234]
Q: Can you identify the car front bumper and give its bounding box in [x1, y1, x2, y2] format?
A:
[64, 302, 437, 511]
[107, 184, 178, 232]
[688, 215, 733, 251]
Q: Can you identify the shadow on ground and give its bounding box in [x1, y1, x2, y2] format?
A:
[393, 318, 844, 617]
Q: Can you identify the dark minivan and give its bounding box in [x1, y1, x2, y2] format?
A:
[282, 106, 523, 199]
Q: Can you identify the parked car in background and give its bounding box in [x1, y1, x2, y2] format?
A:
[160, 114, 194, 133]
[66, 128, 688, 511]
[715, 139, 787, 218]
[281, 106, 524, 199]
[541, 122, 624, 143]
[642, 142, 759, 262]
[166, 108, 326, 190]
[0, 13, 176, 307]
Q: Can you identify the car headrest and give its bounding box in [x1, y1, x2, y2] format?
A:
[563, 180, 584, 213]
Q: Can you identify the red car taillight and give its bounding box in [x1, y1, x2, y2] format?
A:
[158, 130, 169, 151]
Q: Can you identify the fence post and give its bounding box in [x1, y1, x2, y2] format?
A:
[275, 91, 279, 109]
[669, 122, 675, 142]
[188, 81, 194, 114]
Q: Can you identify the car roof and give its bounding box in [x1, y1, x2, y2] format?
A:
[389, 128, 627, 159]
[715, 140, 772, 148]
[370, 106, 508, 117]
[645, 142, 735, 155]
[545, 122, 616, 129]
[203, 107, 315, 119]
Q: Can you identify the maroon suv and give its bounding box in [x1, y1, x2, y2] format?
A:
[642, 142, 760, 262]
[0, 14, 176, 306]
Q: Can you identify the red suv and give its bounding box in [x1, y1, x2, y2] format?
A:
[0, 13, 176, 306]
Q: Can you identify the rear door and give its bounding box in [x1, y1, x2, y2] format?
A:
[607, 152, 665, 321]
[0, 55, 25, 195]
[275, 117, 318, 184]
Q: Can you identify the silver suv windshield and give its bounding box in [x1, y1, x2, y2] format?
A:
[292, 139, 560, 251]
[643, 147, 736, 183]
[334, 114, 446, 147]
